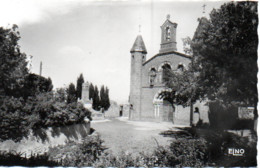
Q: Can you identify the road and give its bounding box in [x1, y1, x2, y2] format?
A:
[91, 117, 175, 156]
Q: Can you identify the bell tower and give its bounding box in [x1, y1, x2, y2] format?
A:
[129, 35, 147, 119]
[159, 15, 178, 53]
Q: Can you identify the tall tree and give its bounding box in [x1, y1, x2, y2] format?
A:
[191, 1, 258, 107]
[66, 83, 77, 104]
[104, 86, 110, 110]
[93, 85, 100, 110]
[0, 25, 29, 98]
[100, 85, 105, 110]
[163, 2, 258, 126]
[89, 83, 94, 101]
[76, 73, 84, 100]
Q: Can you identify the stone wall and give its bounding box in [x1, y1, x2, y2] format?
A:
[0, 121, 90, 157]
[142, 53, 191, 87]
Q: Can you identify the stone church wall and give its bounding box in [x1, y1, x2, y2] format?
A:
[142, 53, 191, 87]
[140, 87, 162, 120]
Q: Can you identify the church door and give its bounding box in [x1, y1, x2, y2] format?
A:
[162, 100, 174, 122]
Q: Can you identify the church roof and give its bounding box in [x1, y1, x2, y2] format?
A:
[143, 50, 192, 66]
[130, 35, 147, 54]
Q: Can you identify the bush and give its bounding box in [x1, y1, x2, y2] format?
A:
[49, 134, 106, 167]
[0, 151, 59, 166]
[0, 97, 36, 142]
[208, 100, 239, 130]
[0, 92, 91, 142]
[160, 127, 257, 167]
[204, 130, 257, 166]
[153, 138, 208, 167]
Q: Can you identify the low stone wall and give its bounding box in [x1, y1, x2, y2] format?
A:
[0, 121, 90, 157]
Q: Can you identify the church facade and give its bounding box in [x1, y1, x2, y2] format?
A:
[129, 15, 209, 125]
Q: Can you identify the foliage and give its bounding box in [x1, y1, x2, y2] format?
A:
[55, 87, 66, 102]
[89, 82, 94, 100]
[154, 138, 208, 167]
[51, 134, 107, 167]
[66, 83, 77, 104]
[161, 127, 257, 167]
[100, 85, 111, 111]
[204, 130, 257, 166]
[182, 36, 193, 55]
[0, 92, 91, 142]
[0, 151, 60, 166]
[162, 2, 258, 126]
[208, 100, 255, 130]
[0, 25, 29, 97]
[76, 73, 84, 99]
[28, 92, 91, 128]
[0, 97, 34, 142]
[191, 1, 258, 107]
[92, 85, 100, 110]
[22, 73, 53, 99]
[49, 133, 208, 167]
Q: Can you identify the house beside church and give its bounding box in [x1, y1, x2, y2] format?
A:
[129, 15, 209, 125]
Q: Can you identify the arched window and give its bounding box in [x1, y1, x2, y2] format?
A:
[194, 107, 199, 113]
[149, 68, 157, 87]
[177, 64, 184, 72]
[162, 64, 171, 83]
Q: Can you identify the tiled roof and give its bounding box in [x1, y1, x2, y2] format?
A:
[143, 50, 192, 65]
[130, 35, 147, 54]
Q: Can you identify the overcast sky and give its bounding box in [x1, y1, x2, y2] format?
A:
[0, 0, 227, 104]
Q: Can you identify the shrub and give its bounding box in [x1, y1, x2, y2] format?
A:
[0, 92, 91, 142]
[0, 151, 59, 166]
[204, 130, 257, 166]
[208, 100, 238, 130]
[0, 97, 36, 142]
[49, 134, 106, 167]
[152, 138, 208, 167]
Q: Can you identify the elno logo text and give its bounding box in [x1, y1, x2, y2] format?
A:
[228, 148, 245, 156]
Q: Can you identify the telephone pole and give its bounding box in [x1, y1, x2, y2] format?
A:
[39, 61, 42, 76]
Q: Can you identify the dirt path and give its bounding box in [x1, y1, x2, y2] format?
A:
[91, 117, 176, 156]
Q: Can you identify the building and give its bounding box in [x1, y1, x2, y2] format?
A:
[129, 15, 209, 125]
[80, 82, 92, 108]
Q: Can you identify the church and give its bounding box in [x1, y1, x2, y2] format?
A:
[129, 15, 209, 125]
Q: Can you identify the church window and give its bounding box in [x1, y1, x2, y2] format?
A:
[162, 63, 171, 83]
[149, 68, 157, 87]
[177, 64, 184, 72]
[194, 107, 199, 113]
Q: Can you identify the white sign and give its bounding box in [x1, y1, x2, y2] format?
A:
[238, 107, 254, 120]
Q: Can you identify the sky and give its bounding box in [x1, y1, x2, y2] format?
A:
[0, 0, 228, 104]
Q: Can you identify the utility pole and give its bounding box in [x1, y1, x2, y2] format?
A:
[39, 61, 42, 76]
[190, 56, 194, 127]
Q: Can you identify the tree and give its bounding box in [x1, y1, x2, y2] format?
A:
[0, 25, 29, 98]
[161, 66, 201, 126]
[104, 86, 110, 110]
[76, 73, 84, 100]
[22, 73, 53, 99]
[163, 2, 258, 126]
[92, 85, 100, 110]
[66, 83, 77, 104]
[89, 83, 94, 101]
[191, 1, 258, 107]
[99, 85, 105, 111]
[55, 87, 66, 102]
